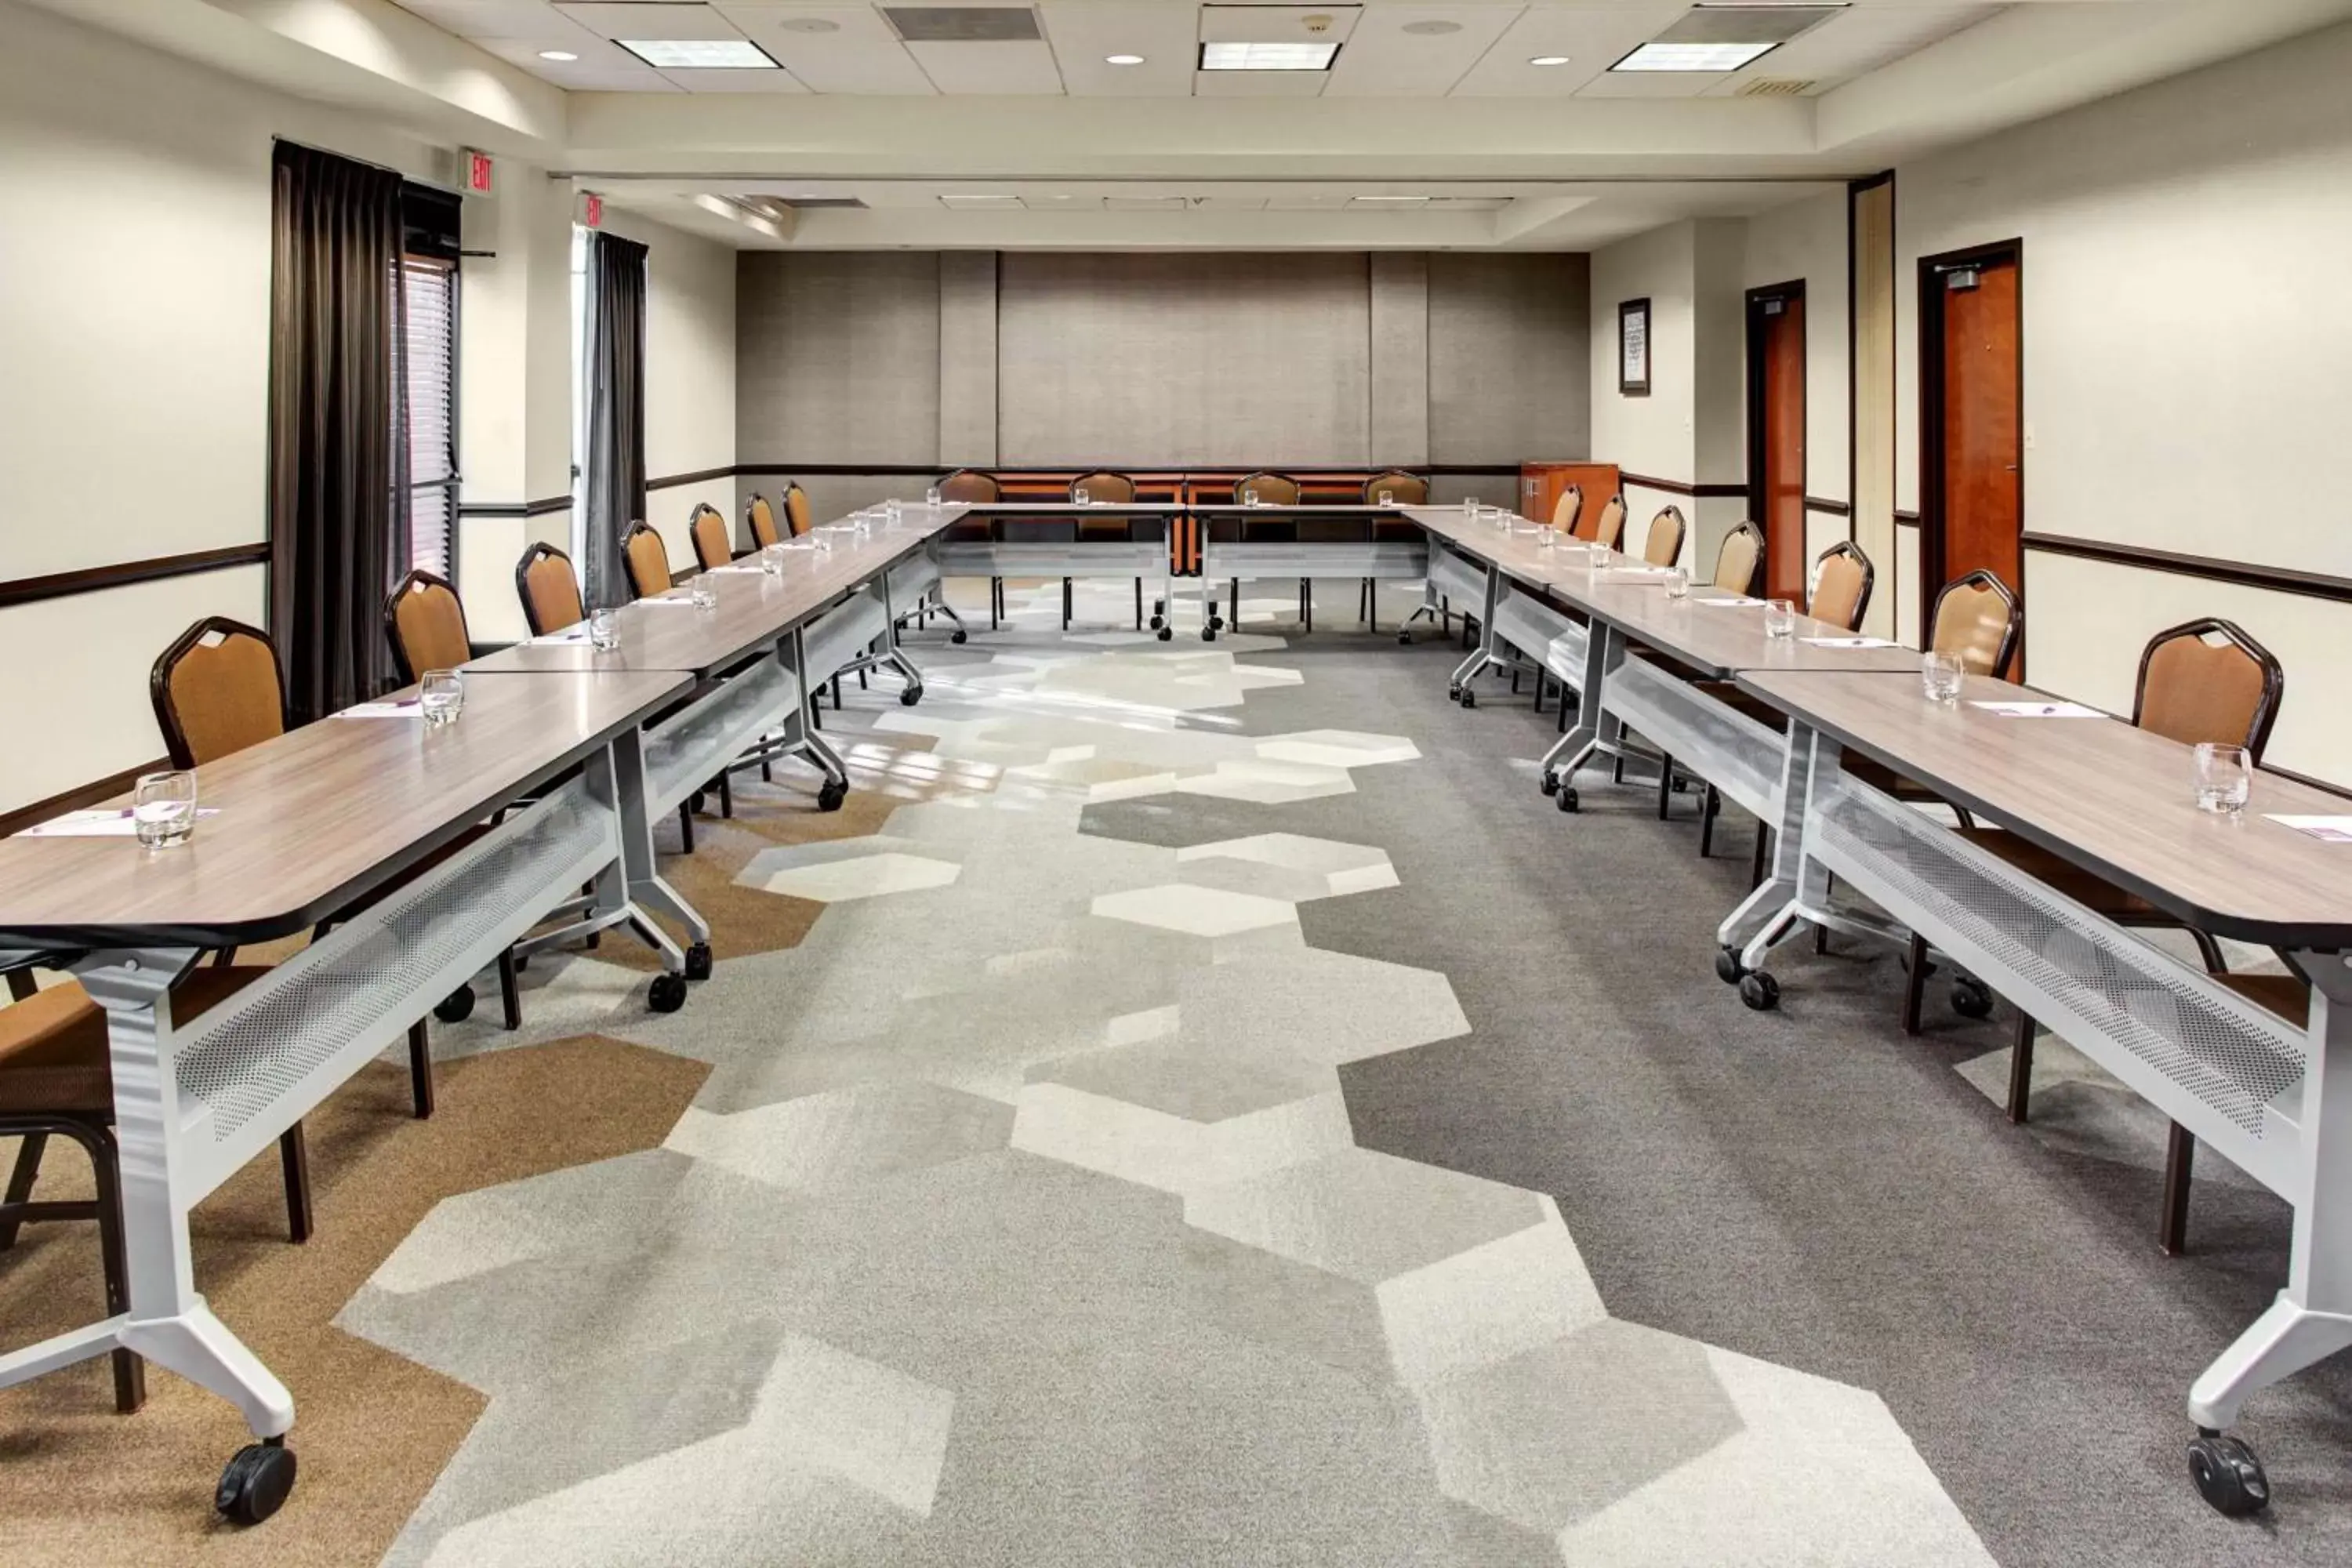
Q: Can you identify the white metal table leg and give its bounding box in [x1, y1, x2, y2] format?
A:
[612, 725, 709, 950]
[1543, 623, 1621, 802]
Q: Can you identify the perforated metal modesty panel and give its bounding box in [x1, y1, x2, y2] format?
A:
[933, 543, 1166, 578]
[804, 590, 891, 686]
[1816, 779, 2307, 1137]
[1611, 655, 1781, 814]
[887, 553, 943, 604]
[1200, 543, 1428, 578]
[1491, 593, 1588, 688]
[175, 782, 611, 1145]
[1428, 546, 1486, 607]
[645, 659, 793, 812]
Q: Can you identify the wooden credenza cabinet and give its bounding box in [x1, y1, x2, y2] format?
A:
[1519, 462, 1621, 530]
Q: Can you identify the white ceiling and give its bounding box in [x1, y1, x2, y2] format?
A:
[393, 1, 2006, 99]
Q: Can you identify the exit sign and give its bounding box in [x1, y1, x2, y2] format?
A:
[462, 149, 493, 195]
[582, 191, 604, 228]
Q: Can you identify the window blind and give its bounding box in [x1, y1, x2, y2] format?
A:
[400, 257, 457, 579]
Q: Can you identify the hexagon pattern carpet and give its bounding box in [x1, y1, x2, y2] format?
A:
[329, 597, 1992, 1567]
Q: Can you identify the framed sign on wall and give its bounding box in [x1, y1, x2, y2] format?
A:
[1618, 297, 1651, 396]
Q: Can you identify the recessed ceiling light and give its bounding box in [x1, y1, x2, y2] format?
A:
[1611, 41, 1778, 71]
[1199, 41, 1340, 71]
[779, 16, 840, 33]
[1105, 53, 1145, 66]
[1403, 20, 1462, 35]
[618, 38, 779, 70]
[1528, 55, 1570, 67]
[538, 49, 579, 62]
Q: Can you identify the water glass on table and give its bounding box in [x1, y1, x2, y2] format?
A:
[691, 579, 719, 612]
[926, 485, 942, 509]
[1762, 599, 1796, 639]
[1664, 567, 1690, 600]
[1919, 651, 1963, 705]
[133, 770, 198, 848]
[2194, 742, 2252, 816]
[1074, 485, 1092, 507]
[1377, 488, 1396, 507]
[588, 607, 620, 652]
[419, 669, 465, 728]
[760, 543, 784, 577]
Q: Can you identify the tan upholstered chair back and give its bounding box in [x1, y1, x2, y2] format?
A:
[1642, 506, 1686, 567]
[1070, 471, 1137, 504]
[1927, 570, 2019, 677]
[1363, 471, 1428, 506]
[1587, 494, 1627, 550]
[782, 484, 814, 536]
[1550, 485, 1583, 532]
[938, 470, 1000, 504]
[151, 618, 283, 768]
[689, 506, 733, 572]
[1713, 524, 1765, 594]
[516, 543, 585, 637]
[1809, 543, 1874, 633]
[624, 523, 673, 601]
[1234, 471, 1300, 506]
[746, 493, 781, 550]
[2135, 619, 2283, 759]
[387, 572, 470, 684]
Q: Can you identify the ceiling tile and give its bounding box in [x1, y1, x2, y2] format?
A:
[1326, 5, 1523, 98]
[397, 0, 582, 33]
[1041, 2, 1199, 97]
[1447, 2, 1678, 96]
[554, 3, 749, 43]
[905, 38, 1066, 91]
[1192, 69, 1330, 97]
[659, 65, 812, 89]
[1198, 5, 1362, 45]
[714, 2, 938, 92]
[469, 32, 684, 88]
[1697, 2, 1998, 95]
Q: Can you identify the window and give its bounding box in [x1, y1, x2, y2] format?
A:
[399, 257, 457, 578]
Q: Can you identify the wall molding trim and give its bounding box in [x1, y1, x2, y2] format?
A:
[2023, 532, 2352, 606]
[735, 462, 1523, 478]
[646, 465, 736, 492]
[0, 543, 268, 612]
[457, 495, 571, 519]
[1805, 497, 1853, 517]
[1896, 510, 1922, 527]
[0, 755, 168, 837]
[1619, 472, 1748, 499]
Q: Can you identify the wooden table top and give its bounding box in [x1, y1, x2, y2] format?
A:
[468, 508, 964, 677]
[1739, 669, 2352, 948]
[1406, 508, 1925, 677]
[0, 669, 691, 949]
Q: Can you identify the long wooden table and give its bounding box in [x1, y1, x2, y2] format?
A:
[1732, 666, 2352, 1509]
[0, 668, 692, 1519]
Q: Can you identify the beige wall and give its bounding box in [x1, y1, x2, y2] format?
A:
[0, 0, 448, 813]
[604, 210, 739, 571]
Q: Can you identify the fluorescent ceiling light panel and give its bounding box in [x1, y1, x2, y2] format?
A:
[938, 193, 1024, 209]
[1200, 41, 1339, 70]
[619, 38, 778, 67]
[1611, 40, 1777, 71]
[1527, 55, 1570, 67]
[1349, 194, 1430, 205]
[1105, 53, 1145, 65]
[539, 49, 579, 61]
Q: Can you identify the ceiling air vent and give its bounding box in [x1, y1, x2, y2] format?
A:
[881, 6, 1042, 42]
[1737, 78, 1814, 97]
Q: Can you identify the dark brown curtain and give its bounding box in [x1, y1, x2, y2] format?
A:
[582, 231, 649, 609]
[268, 141, 405, 723]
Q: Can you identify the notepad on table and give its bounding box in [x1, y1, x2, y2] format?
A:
[2267, 815, 2352, 844]
[1695, 594, 1766, 608]
[334, 699, 424, 720]
[1799, 636, 1900, 648]
[1968, 700, 2106, 719]
[20, 808, 222, 839]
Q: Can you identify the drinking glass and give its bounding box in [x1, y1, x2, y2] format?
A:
[1919, 651, 1964, 705]
[811, 528, 834, 553]
[419, 669, 464, 728]
[1462, 497, 1476, 517]
[760, 543, 785, 576]
[588, 607, 620, 651]
[1537, 524, 1556, 551]
[2194, 742, 2252, 816]
[1074, 485, 1092, 507]
[885, 499, 903, 527]
[1377, 488, 1396, 506]
[1664, 567, 1690, 600]
[1762, 599, 1796, 639]
[133, 770, 197, 848]
[925, 485, 942, 509]
[691, 580, 719, 612]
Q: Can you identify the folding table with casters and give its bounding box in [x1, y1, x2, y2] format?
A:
[1730, 666, 2352, 1517]
[0, 667, 692, 1524]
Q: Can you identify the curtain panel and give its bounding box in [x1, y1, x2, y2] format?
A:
[267, 141, 405, 723]
[582, 231, 649, 608]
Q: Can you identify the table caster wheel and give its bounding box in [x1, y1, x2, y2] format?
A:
[1951, 976, 1994, 1019]
[216, 1437, 296, 1526]
[1396, 630, 1412, 645]
[1715, 946, 1744, 985]
[1672, 778, 1690, 793]
[1201, 628, 1217, 642]
[648, 973, 688, 1014]
[689, 789, 707, 815]
[684, 942, 713, 982]
[434, 986, 475, 1024]
[1739, 971, 1780, 1011]
[950, 630, 967, 644]
[899, 684, 922, 706]
[817, 779, 848, 812]
[1447, 683, 1461, 701]
[1459, 688, 1476, 709]
[1555, 785, 1579, 814]
[2188, 1432, 2269, 1516]
[1210, 615, 1226, 631]
[1149, 615, 1164, 630]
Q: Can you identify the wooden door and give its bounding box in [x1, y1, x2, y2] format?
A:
[1751, 289, 1807, 602]
[1931, 252, 2022, 634]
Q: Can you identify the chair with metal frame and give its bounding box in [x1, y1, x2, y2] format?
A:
[1948, 617, 2285, 1255]
[0, 960, 299, 1414]
[1641, 506, 1686, 568]
[1585, 493, 1628, 551]
[514, 543, 586, 637]
[1711, 521, 1766, 595]
[1067, 470, 1142, 630]
[1550, 485, 1584, 535]
[689, 504, 734, 573]
[622, 522, 673, 602]
[782, 482, 815, 539]
[746, 493, 782, 551]
[1227, 470, 1303, 630]
[937, 470, 1004, 623]
[1362, 471, 1429, 624]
